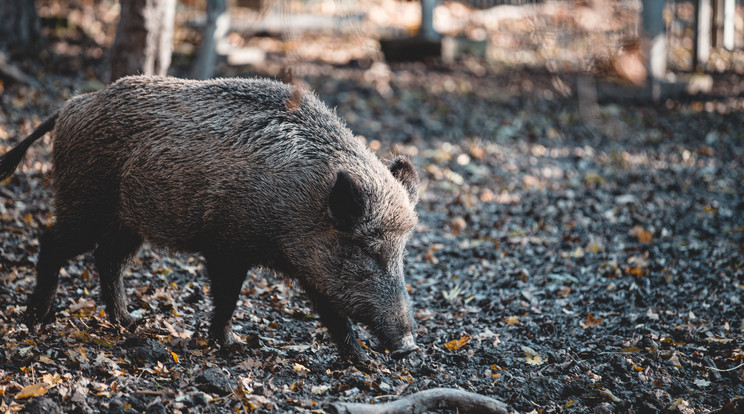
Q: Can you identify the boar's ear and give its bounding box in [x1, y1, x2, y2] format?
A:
[389, 156, 420, 205]
[329, 171, 366, 232]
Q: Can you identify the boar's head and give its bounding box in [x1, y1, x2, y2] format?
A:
[290, 156, 420, 361]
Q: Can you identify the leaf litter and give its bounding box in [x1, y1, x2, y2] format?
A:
[0, 7, 743, 414]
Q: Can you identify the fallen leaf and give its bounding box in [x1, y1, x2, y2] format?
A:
[414, 308, 435, 321]
[153, 361, 169, 376]
[584, 171, 605, 186]
[505, 316, 521, 325]
[445, 334, 471, 351]
[580, 313, 603, 328]
[556, 287, 571, 297]
[311, 385, 330, 395]
[668, 397, 689, 411]
[624, 265, 648, 277]
[522, 345, 546, 365]
[15, 383, 47, 399]
[667, 353, 683, 369]
[694, 379, 711, 388]
[599, 388, 621, 402]
[632, 225, 653, 243]
[646, 309, 660, 320]
[292, 363, 310, 373]
[41, 373, 63, 388]
[449, 217, 467, 235]
[38, 355, 55, 365]
[586, 240, 602, 254]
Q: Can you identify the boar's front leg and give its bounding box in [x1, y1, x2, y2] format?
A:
[93, 226, 143, 327]
[204, 254, 249, 346]
[304, 287, 370, 366]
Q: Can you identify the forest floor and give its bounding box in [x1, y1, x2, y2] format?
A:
[2, 5, 744, 414]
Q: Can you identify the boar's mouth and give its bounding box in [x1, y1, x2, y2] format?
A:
[385, 332, 420, 359]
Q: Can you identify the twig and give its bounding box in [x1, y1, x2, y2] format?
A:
[706, 363, 744, 372]
[135, 390, 164, 395]
[329, 388, 508, 414]
[0, 53, 38, 86]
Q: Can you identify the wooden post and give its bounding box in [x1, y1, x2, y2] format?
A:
[419, 0, 440, 41]
[723, 0, 735, 51]
[642, 0, 666, 85]
[193, 0, 229, 79]
[713, 0, 723, 48]
[693, 0, 711, 70]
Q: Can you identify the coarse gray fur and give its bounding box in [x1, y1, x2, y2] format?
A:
[0, 75, 421, 365]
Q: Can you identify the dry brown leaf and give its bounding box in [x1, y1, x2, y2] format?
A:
[38, 355, 55, 365]
[445, 334, 471, 351]
[632, 225, 653, 243]
[580, 313, 603, 328]
[293, 363, 310, 373]
[521, 345, 546, 365]
[42, 374, 63, 388]
[505, 316, 521, 325]
[624, 265, 648, 277]
[15, 383, 47, 399]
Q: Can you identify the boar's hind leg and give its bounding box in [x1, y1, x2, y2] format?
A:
[93, 226, 142, 327]
[204, 255, 249, 346]
[25, 224, 96, 326]
[305, 287, 370, 364]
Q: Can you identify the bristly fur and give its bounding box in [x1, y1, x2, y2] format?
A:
[9, 75, 421, 364]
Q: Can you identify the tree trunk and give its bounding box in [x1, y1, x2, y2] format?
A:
[193, 0, 229, 80]
[109, 0, 176, 81]
[0, 0, 42, 55]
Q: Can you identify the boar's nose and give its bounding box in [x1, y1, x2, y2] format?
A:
[390, 333, 419, 359]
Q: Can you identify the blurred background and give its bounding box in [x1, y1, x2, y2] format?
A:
[1, 0, 743, 88]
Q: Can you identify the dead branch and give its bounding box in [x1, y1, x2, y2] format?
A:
[0, 53, 38, 86]
[329, 388, 508, 414]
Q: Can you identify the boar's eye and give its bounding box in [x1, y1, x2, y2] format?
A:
[352, 241, 385, 271]
[371, 251, 385, 267]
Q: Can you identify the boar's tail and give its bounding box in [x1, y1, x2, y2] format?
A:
[0, 113, 58, 181]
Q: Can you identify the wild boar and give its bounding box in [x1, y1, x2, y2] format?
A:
[0, 75, 421, 365]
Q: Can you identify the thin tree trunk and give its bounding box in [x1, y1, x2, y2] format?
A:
[193, 0, 229, 79]
[0, 0, 42, 55]
[109, 0, 176, 81]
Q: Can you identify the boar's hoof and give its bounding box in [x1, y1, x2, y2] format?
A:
[209, 327, 243, 353]
[23, 304, 55, 328]
[389, 333, 420, 360]
[355, 358, 383, 373]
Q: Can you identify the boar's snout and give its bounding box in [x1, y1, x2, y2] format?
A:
[389, 333, 419, 359]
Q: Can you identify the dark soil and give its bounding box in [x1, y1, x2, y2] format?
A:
[1, 7, 743, 414]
